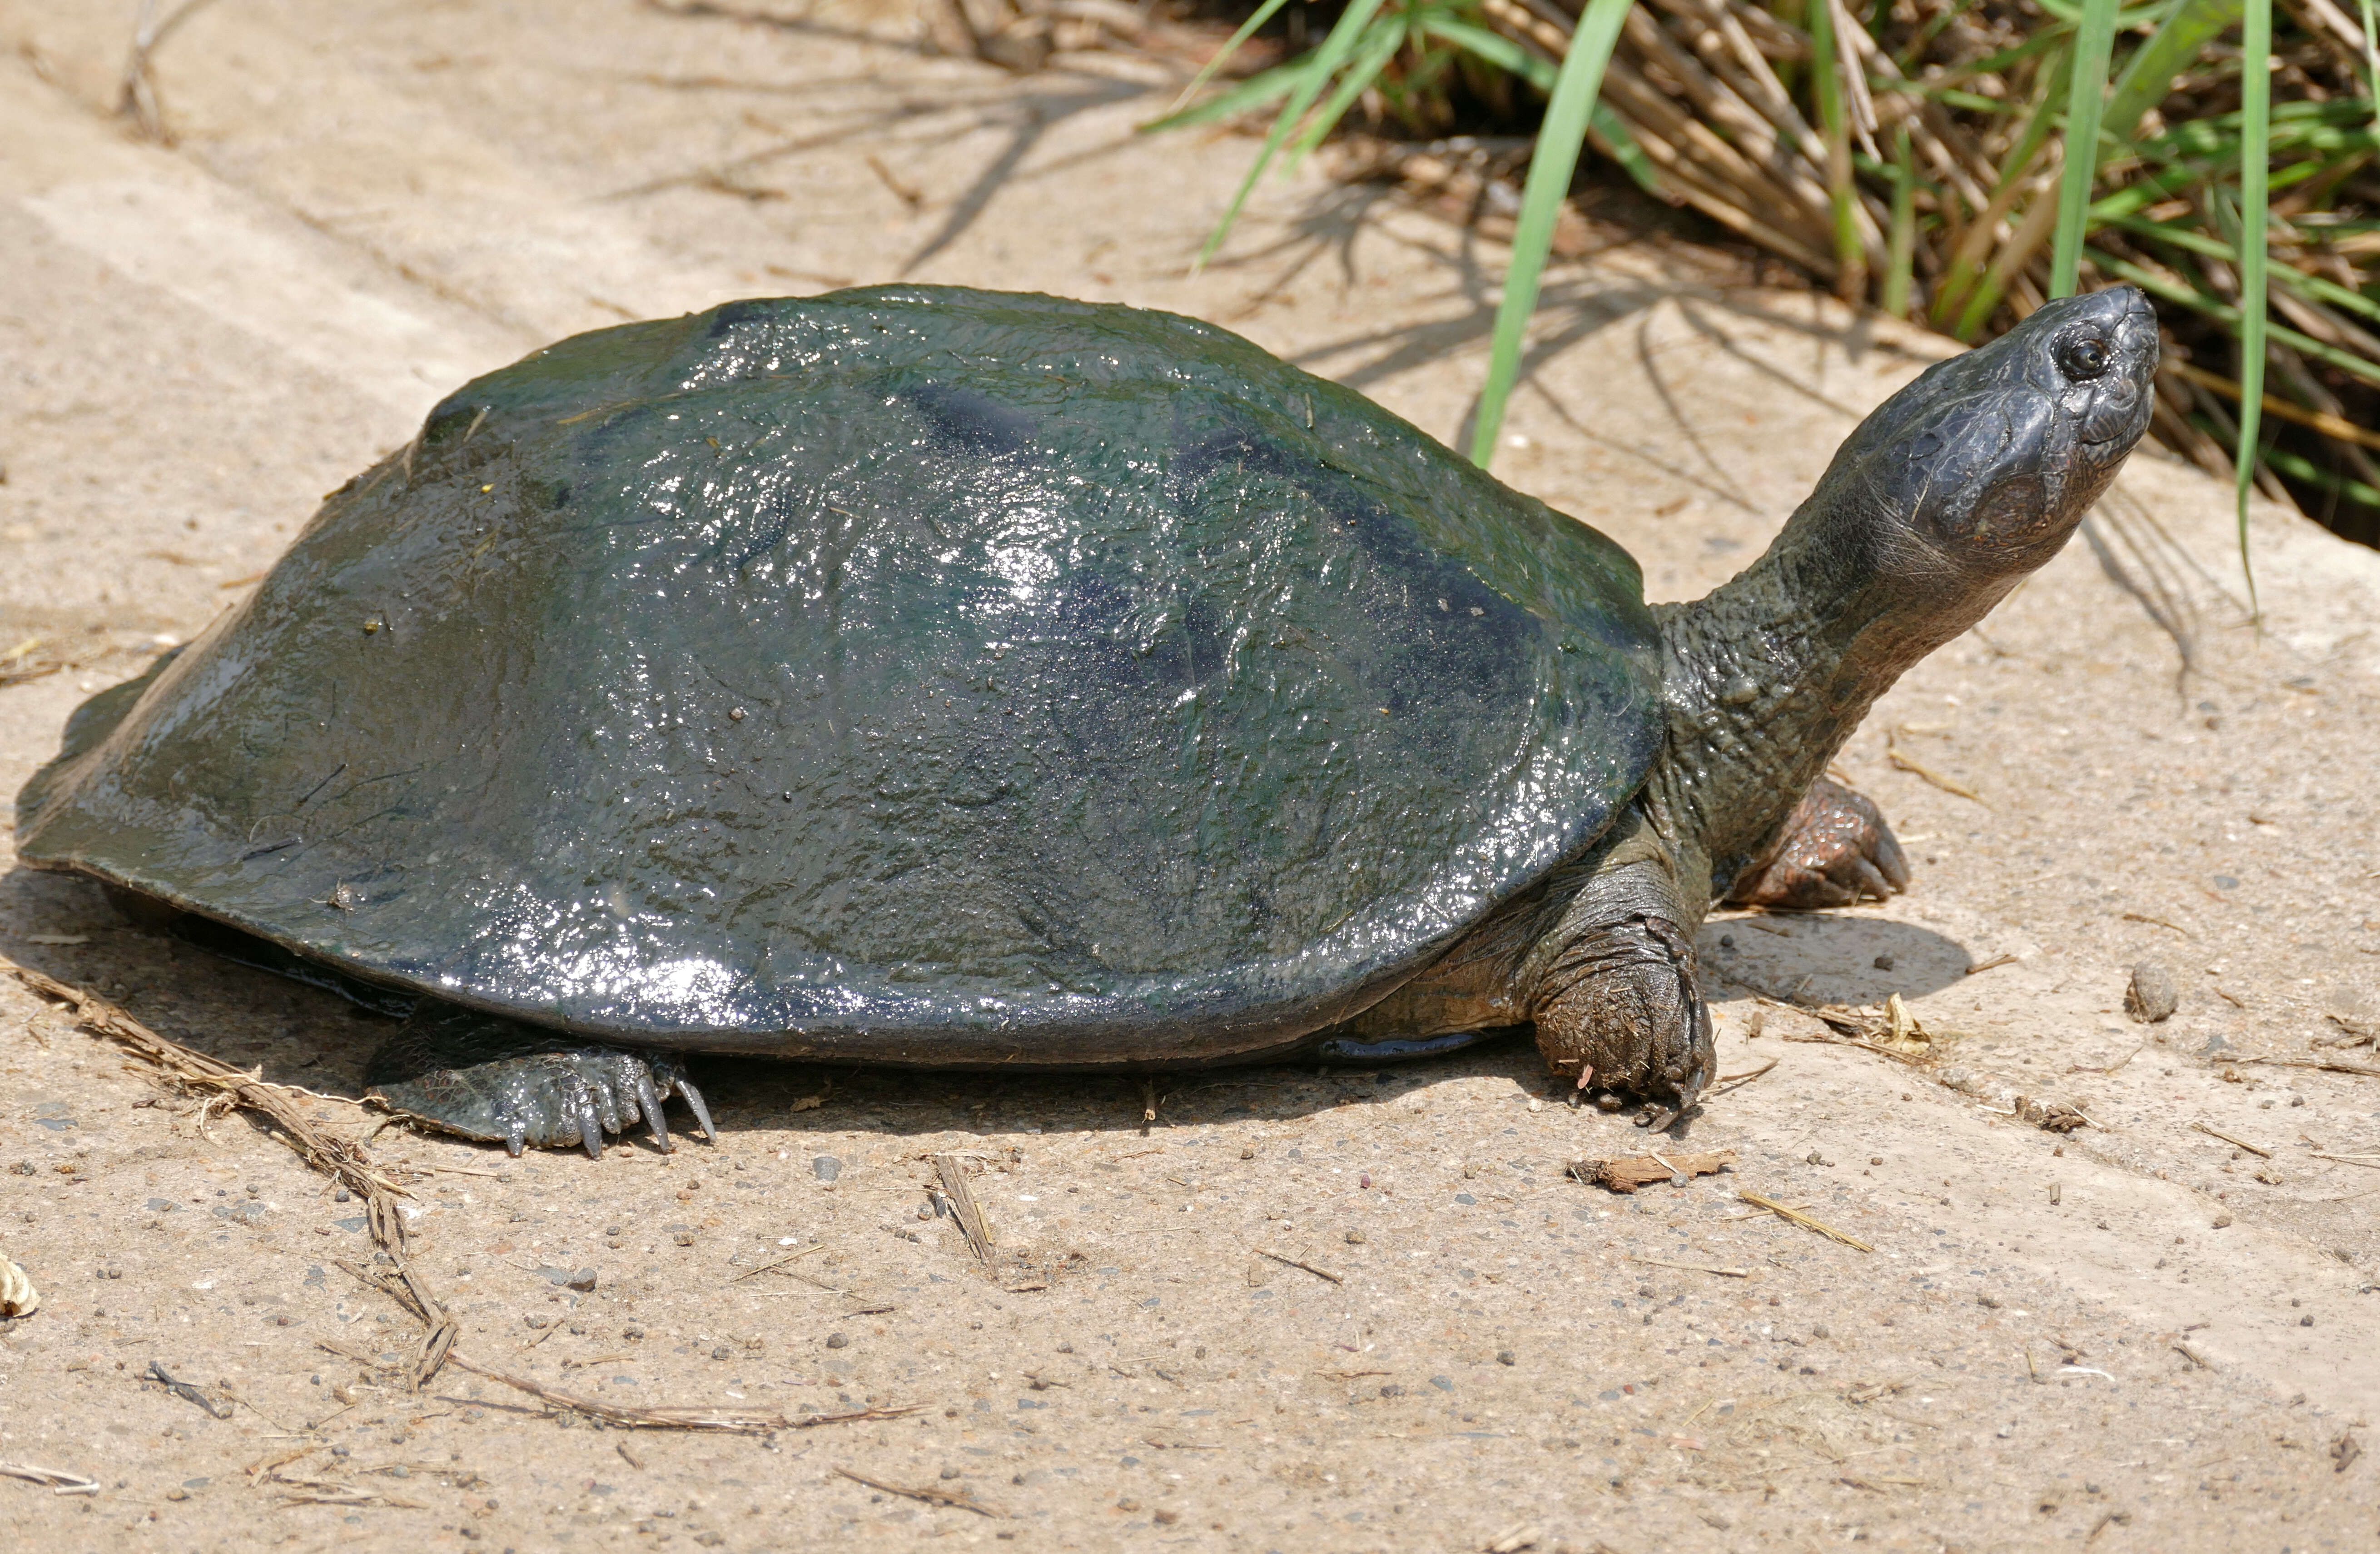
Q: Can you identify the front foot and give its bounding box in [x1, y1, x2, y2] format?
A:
[1726, 777, 1910, 910]
[365, 1004, 715, 1158]
[1533, 915, 1715, 1126]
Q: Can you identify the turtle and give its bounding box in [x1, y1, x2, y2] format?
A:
[13, 283, 2157, 1156]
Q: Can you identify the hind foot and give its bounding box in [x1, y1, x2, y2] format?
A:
[1726, 777, 1909, 909]
[365, 1004, 714, 1158]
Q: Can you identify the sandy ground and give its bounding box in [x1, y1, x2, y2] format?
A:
[2, 3, 2378, 1550]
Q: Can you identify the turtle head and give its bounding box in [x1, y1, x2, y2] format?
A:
[1822, 285, 2158, 585]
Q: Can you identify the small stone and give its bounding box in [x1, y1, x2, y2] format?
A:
[2125, 962, 2179, 1023]
[813, 1156, 843, 1183]
[1806, 1151, 1832, 1167]
[2300, 1315, 2314, 1327]
[1239, 1146, 1255, 1160]
[1496, 1350, 1516, 1366]
[1873, 954, 1895, 971]
[825, 1332, 850, 1350]
[1868, 1156, 1883, 1166]
[941, 1466, 961, 1480]
[1345, 1229, 1366, 1245]
[2211, 1213, 2234, 1229]
[1719, 933, 1735, 950]
[566, 1268, 598, 1291]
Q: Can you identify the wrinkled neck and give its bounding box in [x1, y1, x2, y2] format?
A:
[1646, 496, 2022, 894]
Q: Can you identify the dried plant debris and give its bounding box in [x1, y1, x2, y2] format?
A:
[1739, 1191, 1874, 1252]
[1574, 1148, 1739, 1195]
[1784, 993, 1945, 1064]
[0, 1252, 37, 1319]
[0, 1460, 99, 1495]
[2125, 961, 2180, 1023]
[1933, 1069, 2095, 1132]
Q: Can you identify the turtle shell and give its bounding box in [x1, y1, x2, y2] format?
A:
[15, 287, 1661, 1066]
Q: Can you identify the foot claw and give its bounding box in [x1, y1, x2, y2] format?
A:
[677, 1076, 716, 1141]
[635, 1067, 674, 1152]
[577, 1091, 605, 1160]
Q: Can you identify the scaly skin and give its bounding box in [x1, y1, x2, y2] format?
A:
[1361, 288, 2159, 1120]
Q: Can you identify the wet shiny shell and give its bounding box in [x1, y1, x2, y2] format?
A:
[15, 287, 1660, 1065]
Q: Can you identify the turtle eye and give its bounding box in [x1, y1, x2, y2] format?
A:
[2056, 334, 2112, 380]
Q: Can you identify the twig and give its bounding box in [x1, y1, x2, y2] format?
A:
[2172, 1342, 2212, 1370]
[2121, 912, 2191, 935]
[932, 1154, 996, 1265]
[444, 1351, 919, 1434]
[2193, 1121, 2272, 1158]
[1738, 1190, 1873, 1252]
[1702, 1058, 1779, 1101]
[0, 1460, 99, 1495]
[2067, 1046, 2143, 1075]
[2310, 1152, 2380, 1170]
[2236, 1057, 2380, 1079]
[834, 1464, 1003, 1516]
[1964, 953, 2019, 975]
[1631, 1255, 1751, 1278]
[1886, 736, 1986, 803]
[1253, 1247, 1344, 1284]
[727, 1244, 826, 1284]
[3, 958, 456, 1387]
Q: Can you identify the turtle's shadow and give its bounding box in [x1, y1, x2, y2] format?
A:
[4, 869, 1980, 1155]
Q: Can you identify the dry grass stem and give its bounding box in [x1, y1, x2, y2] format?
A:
[2194, 1121, 2273, 1158]
[1739, 1190, 1875, 1251]
[932, 1153, 998, 1265]
[1253, 1246, 1345, 1284]
[833, 1464, 1005, 1515]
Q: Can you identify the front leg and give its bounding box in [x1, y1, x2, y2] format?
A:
[1725, 777, 1909, 910]
[1523, 810, 1716, 1120]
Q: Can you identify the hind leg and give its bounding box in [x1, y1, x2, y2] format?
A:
[1726, 777, 1909, 909]
[366, 1003, 714, 1159]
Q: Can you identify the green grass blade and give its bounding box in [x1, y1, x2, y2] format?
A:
[1422, 17, 1558, 92]
[1286, 15, 1410, 167]
[1884, 127, 1918, 317]
[1468, 0, 1634, 468]
[1143, 57, 1308, 133]
[2106, 0, 2243, 139]
[1807, 0, 1868, 298]
[2360, 0, 2380, 129]
[1421, 20, 1663, 194]
[1159, 0, 1296, 119]
[1192, 0, 1390, 272]
[2049, 0, 2122, 297]
[2235, 0, 2270, 613]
